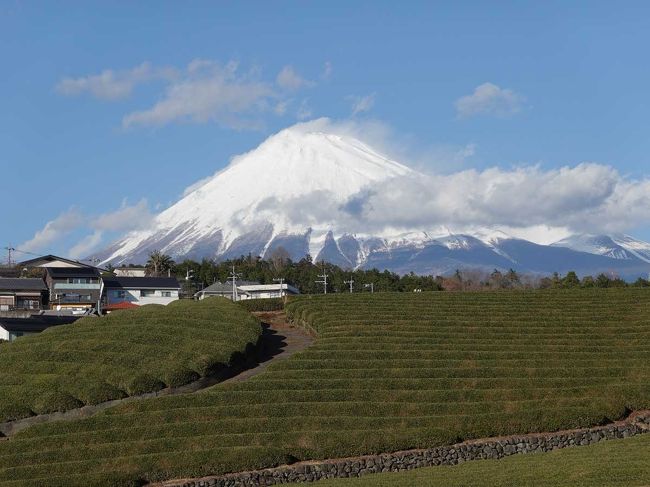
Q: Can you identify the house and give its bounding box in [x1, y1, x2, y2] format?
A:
[238, 283, 300, 300]
[44, 267, 102, 311]
[114, 266, 147, 277]
[195, 281, 299, 300]
[102, 277, 181, 307]
[194, 281, 254, 300]
[0, 315, 80, 342]
[0, 278, 48, 311]
[19, 254, 100, 270]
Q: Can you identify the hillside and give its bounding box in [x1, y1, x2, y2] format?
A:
[0, 299, 261, 423]
[0, 290, 648, 485]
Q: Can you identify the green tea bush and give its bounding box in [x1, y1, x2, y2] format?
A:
[0, 298, 261, 422]
[238, 297, 285, 312]
[0, 289, 648, 485]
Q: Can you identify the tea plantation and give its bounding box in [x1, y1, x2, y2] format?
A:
[317, 434, 650, 487]
[0, 290, 648, 485]
[0, 298, 261, 422]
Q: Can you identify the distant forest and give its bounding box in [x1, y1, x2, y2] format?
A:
[111, 247, 650, 296]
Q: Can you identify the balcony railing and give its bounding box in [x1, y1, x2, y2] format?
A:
[53, 283, 101, 290]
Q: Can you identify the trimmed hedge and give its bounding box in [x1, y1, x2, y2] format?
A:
[0, 289, 648, 485]
[0, 298, 261, 422]
[238, 297, 285, 312]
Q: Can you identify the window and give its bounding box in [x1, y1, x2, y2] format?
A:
[141, 289, 156, 297]
[161, 291, 172, 297]
[67, 278, 94, 284]
[113, 290, 126, 299]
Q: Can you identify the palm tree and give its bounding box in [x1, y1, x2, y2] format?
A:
[146, 250, 175, 277]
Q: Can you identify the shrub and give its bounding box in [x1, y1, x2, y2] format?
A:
[0, 297, 262, 422]
[238, 297, 285, 312]
[0, 289, 649, 485]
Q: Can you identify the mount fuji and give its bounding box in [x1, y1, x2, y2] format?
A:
[96, 123, 650, 279]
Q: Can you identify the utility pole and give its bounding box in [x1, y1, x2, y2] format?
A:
[4, 246, 15, 266]
[228, 265, 241, 301]
[344, 278, 354, 293]
[364, 283, 374, 293]
[273, 277, 285, 298]
[316, 272, 328, 294]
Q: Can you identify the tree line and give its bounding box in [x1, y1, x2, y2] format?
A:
[107, 248, 650, 295]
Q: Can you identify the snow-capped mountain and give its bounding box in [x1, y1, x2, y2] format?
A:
[96, 123, 650, 279]
[552, 234, 650, 263]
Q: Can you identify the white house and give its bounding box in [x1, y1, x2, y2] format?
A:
[238, 283, 299, 300]
[102, 277, 181, 309]
[114, 267, 147, 277]
[195, 281, 299, 301]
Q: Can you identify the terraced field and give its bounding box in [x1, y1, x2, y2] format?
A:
[0, 290, 649, 485]
[0, 298, 261, 423]
[318, 434, 650, 487]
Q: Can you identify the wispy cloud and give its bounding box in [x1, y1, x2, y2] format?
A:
[20, 200, 154, 258]
[123, 60, 274, 129]
[19, 209, 85, 253]
[348, 93, 376, 116]
[56, 62, 175, 100]
[296, 99, 312, 120]
[57, 59, 325, 129]
[321, 61, 332, 80]
[455, 82, 524, 119]
[276, 65, 312, 90]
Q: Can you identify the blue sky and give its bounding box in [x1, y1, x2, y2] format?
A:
[2, 1, 650, 260]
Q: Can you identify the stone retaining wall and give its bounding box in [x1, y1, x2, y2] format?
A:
[159, 412, 650, 487]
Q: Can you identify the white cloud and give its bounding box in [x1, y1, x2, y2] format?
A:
[20, 200, 154, 258]
[348, 93, 376, 116]
[92, 199, 154, 232]
[455, 82, 524, 119]
[123, 60, 274, 129]
[276, 65, 311, 90]
[240, 119, 650, 239]
[322, 61, 332, 80]
[56, 62, 175, 100]
[19, 209, 85, 253]
[274, 100, 290, 116]
[296, 99, 312, 120]
[68, 231, 104, 259]
[59, 59, 317, 129]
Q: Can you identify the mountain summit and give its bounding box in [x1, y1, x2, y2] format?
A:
[97, 123, 650, 279]
[99, 124, 415, 265]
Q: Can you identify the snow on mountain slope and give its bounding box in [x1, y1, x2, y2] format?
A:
[552, 234, 650, 262]
[610, 234, 650, 263]
[100, 122, 415, 265]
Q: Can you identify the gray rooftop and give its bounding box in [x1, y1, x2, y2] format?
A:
[0, 278, 48, 292]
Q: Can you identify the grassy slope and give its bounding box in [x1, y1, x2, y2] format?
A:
[316, 434, 650, 487]
[0, 290, 648, 485]
[0, 298, 261, 422]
